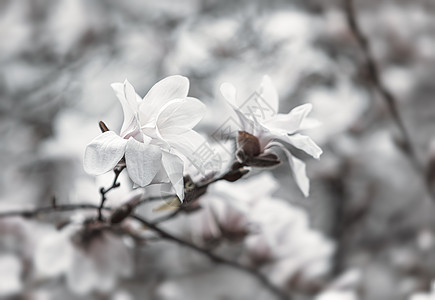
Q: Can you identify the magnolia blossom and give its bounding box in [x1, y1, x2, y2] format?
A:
[84, 76, 207, 200]
[220, 75, 322, 196]
[34, 223, 132, 295]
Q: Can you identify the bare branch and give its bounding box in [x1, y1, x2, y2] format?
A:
[130, 213, 292, 300]
[0, 204, 104, 218]
[343, 0, 422, 172]
[98, 166, 125, 221]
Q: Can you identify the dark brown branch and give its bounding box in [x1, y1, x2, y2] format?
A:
[130, 214, 291, 300]
[343, 0, 422, 172]
[98, 166, 125, 221]
[0, 204, 104, 218]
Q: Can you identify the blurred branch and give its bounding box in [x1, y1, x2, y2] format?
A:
[130, 213, 292, 300]
[151, 207, 184, 225]
[343, 0, 422, 172]
[0, 201, 291, 300]
[0, 203, 104, 218]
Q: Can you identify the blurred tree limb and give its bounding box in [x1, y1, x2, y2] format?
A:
[343, 0, 435, 200]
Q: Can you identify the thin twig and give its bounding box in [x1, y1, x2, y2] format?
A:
[343, 0, 422, 172]
[130, 214, 291, 300]
[98, 166, 125, 221]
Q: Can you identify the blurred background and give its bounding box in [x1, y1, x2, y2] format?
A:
[1, 0, 435, 299]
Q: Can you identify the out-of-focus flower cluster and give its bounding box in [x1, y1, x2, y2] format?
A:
[191, 173, 334, 286]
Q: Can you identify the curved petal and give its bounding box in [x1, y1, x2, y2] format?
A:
[125, 138, 163, 187]
[156, 97, 206, 130]
[140, 75, 189, 126]
[266, 141, 309, 197]
[256, 75, 279, 117]
[159, 128, 207, 162]
[83, 132, 128, 175]
[220, 82, 257, 132]
[263, 103, 313, 134]
[150, 159, 170, 184]
[161, 151, 185, 201]
[285, 133, 322, 159]
[111, 80, 141, 138]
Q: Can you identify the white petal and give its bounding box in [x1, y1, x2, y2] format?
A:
[66, 249, 99, 295]
[161, 151, 185, 201]
[150, 160, 170, 184]
[264, 103, 313, 134]
[156, 97, 206, 130]
[83, 132, 128, 175]
[140, 75, 189, 125]
[299, 117, 322, 131]
[89, 233, 132, 289]
[266, 141, 310, 197]
[220, 82, 237, 106]
[125, 138, 162, 187]
[34, 231, 73, 277]
[111, 80, 141, 138]
[286, 133, 323, 159]
[256, 75, 279, 117]
[288, 155, 310, 197]
[220, 82, 255, 132]
[159, 128, 207, 163]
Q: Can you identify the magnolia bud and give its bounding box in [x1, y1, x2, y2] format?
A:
[99, 121, 109, 133]
[237, 131, 261, 157]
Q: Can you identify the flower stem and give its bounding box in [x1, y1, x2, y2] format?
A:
[98, 166, 125, 221]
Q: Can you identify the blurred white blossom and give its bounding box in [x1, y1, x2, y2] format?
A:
[191, 173, 333, 285]
[0, 254, 22, 297]
[34, 223, 132, 295]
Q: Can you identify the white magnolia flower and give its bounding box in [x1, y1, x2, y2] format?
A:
[34, 223, 132, 295]
[220, 75, 322, 196]
[84, 76, 207, 200]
